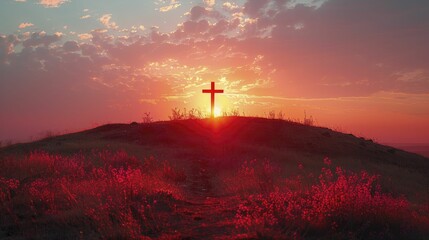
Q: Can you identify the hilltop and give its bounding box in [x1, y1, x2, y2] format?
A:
[1, 117, 428, 239]
[3, 117, 428, 196]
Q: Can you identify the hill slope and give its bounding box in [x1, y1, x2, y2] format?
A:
[3, 117, 428, 195]
[1, 117, 428, 239]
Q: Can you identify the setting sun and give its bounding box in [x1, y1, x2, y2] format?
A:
[207, 106, 222, 118]
[214, 107, 222, 117]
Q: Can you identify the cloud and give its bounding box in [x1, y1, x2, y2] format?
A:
[38, 0, 68, 8]
[62, 41, 79, 52]
[5, 1, 429, 99]
[189, 6, 208, 21]
[18, 22, 34, 29]
[222, 2, 239, 11]
[0, 35, 18, 63]
[188, 5, 222, 21]
[183, 20, 210, 35]
[99, 14, 118, 29]
[2, 0, 429, 143]
[22, 31, 62, 47]
[159, 4, 180, 12]
[204, 0, 215, 7]
[193, 0, 427, 97]
[158, 0, 181, 12]
[78, 33, 92, 40]
[243, 0, 270, 17]
[171, 17, 237, 40]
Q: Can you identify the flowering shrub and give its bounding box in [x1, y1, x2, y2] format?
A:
[0, 177, 20, 202]
[235, 158, 428, 239]
[93, 149, 140, 169]
[0, 150, 184, 238]
[223, 159, 280, 195]
[1, 151, 428, 239]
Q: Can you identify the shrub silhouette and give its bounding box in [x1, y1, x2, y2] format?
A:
[142, 112, 153, 123]
[168, 107, 205, 120]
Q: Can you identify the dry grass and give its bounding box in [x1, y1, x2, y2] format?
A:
[1, 117, 428, 239]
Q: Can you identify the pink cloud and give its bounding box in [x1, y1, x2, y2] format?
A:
[188, 5, 223, 21]
[158, 0, 181, 12]
[2, 0, 429, 144]
[222, 2, 239, 11]
[243, 0, 269, 17]
[62, 41, 79, 52]
[18, 22, 34, 29]
[22, 31, 62, 47]
[78, 33, 92, 40]
[204, 0, 215, 8]
[99, 14, 118, 29]
[38, 0, 68, 8]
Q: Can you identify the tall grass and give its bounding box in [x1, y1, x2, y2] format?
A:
[233, 158, 429, 239]
[1, 151, 428, 239]
[0, 151, 185, 239]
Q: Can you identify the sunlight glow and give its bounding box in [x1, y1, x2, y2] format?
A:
[214, 106, 222, 117]
[206, 106, 222, 118]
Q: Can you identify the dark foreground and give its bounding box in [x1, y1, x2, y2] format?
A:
[1, 117, 428, 239]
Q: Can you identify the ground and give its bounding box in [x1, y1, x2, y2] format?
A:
[1, 117, 428, 239]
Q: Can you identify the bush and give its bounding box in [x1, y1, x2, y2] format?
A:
[234, 158, 429, 239]
[0, 151, 185, 238]
[267, 110, 276, 119]
[277, 111, 285, 120]
[303, 111, 314, 126]
[222, 159, 281, 196]
[222, 109, 241, 117]
[142, 112, 153, 123]
[169, 107, 186, 120]
[187, 108, 203, 119]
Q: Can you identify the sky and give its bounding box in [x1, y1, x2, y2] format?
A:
[1, 0, 429, 144]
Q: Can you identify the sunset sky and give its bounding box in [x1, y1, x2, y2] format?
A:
[1, 0, 428, 144]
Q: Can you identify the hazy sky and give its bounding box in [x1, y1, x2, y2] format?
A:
[1, 0, 429, 144]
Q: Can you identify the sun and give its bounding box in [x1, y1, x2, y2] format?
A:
[207, 106, 222, 118]
[214, 106, 222, 117]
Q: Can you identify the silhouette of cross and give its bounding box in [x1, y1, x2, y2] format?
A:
[202, 82, 224, 118]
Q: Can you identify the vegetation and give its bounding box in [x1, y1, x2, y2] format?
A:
[168, 107, 205, 120]
[1, 151, 428, 239]
[142, 112, 153, 124]
[1, 117, 428, 239]
[166, 107, 314, 126]
[0, 151, 185, 239]
[232, 158, 428, 239]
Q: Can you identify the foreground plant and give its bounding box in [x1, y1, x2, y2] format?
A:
[0, 150, 185, 239]
[235, 158, 429, 239]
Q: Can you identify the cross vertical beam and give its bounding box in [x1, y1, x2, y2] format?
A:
[202, 81, 224, 118]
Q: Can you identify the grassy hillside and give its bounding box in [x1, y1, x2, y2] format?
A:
[1, 117, 428, 239]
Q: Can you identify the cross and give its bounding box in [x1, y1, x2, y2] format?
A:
[202, 81, 224, 118]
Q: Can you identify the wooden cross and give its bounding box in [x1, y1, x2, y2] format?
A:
[202, 81, 224, 118]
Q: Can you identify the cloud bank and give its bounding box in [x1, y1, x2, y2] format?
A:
[1, 0, 429, 143]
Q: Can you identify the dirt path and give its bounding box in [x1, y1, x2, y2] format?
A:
[188, 158, 215, 200]
[173, 157, 241, 239]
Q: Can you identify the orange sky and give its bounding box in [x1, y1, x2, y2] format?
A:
[1, 0, 429, 144]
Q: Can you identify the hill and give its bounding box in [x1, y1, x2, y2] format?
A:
[1, 117, 428, 239]
[389, 143, 429, 158]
